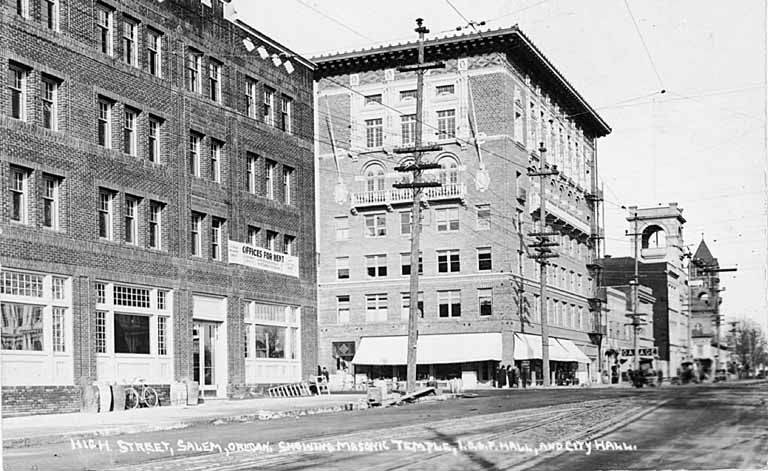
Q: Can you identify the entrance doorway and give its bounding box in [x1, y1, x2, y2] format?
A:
[193, 321, 220, 397]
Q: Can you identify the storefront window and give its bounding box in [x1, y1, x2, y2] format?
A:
[113, 313, 150, 354]
[254, 325, 286, 359]
[1, 303, 44, 351]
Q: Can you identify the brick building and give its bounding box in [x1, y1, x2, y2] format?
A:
[1, 0, 316, 416]
[600, 204, 690, 377]
[313, 27, 611, 388]
[689, 239, 727, 377]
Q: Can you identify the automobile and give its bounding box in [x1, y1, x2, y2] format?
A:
[714, 369, 727, 382]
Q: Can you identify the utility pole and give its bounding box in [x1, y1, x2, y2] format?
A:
[625, 210, 645, 372]
[700, 265, 737, 376]
[393, 18, 444, 393]
[527, 143, 559, 387]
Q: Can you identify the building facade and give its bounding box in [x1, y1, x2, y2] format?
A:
[313, 27, 611, 388]
[1, 0, 316, 416]
[600, 203, 690, 377]
[689, 239, 727, 378]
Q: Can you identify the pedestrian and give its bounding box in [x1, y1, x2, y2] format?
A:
[498, 364, 507, 388]
[511, 366, 519, 388]
[322, 367, 330, 383]
[657, 369, 663, 387]
[505, 365, 513, 389]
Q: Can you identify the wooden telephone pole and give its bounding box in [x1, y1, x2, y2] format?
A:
[393, 18, 444, 393]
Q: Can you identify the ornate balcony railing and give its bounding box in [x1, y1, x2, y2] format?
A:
[351, 183, 466, 212]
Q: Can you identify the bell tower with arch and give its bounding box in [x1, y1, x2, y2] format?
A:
[626, 203, 687, 269]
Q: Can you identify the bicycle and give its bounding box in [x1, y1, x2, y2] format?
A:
[124, 378, 159, 409]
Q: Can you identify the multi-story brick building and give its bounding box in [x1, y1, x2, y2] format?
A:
[1, 0, 316, 416]
[689, 239, 727, 378]
[313, 27, 611, 388]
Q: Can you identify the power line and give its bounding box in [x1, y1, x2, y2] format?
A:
[292, 0, 374, 42]
[622, 0, 665, 90]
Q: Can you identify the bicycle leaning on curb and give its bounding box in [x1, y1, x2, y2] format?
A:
[124, 378, 159, 409]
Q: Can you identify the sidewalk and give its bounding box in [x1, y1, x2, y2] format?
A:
[2, 394, 366, 449]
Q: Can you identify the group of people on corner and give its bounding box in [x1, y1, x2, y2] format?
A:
[494, 364, 528, 388]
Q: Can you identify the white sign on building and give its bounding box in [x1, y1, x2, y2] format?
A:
[228, 241, 299, 278]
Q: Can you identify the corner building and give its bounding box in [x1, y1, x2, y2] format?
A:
[1, 0, 316, 416]
[314, 27, 611, 388]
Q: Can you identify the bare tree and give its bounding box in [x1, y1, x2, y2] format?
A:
[726, 319, 768, 377]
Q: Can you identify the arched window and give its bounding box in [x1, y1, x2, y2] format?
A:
[641, 225, 666, 249]
[438, 156, 459, 188]
[364, 164, 385, 192]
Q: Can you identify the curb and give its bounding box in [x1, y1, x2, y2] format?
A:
[3, 401, 368, 450]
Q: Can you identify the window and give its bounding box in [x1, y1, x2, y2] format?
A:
[41, 75, 58, 130]
[0, 271, 43, 297]
[246, 225, 260, 247]
[436, 207, 459, 232]
[263, 87, 275, 125]
[189, 132, 202, 177]
[50, 306, 65, 352]
[210, 140, 222, 182]
[246, 153, 258, 194]
[97, 98, 112, 148]
[124, 195, 139, 245]
[190, 213, 202, 256]
[477, 248, 492, 271]
[401, 114, 416, 145]
[577, 274, 583, 294]
[364, 213, 387, 237]
[476, 204, 491, 231]
[365, 118, 383, 148]
[436, 84, 455, 96]
[400, 253, 422, 276]
[365, 294, 388, 322]
[437, 249, 460, 273]
[438, 290, 461, 317]
[148, 116, 161, 162]
[122, 18, 138, 66]
[280, 96, 293, 133]
[1, 303, 43, 351]
[113, 284, 151, 307]
[400, 89, 417, 101]
[95, 311, 107, 353]
[335, 216, 349, 240]
[264, 160, 277, 199]
[401, 292, 424, 320]
[365, 165, 385, 192]
[149, 201, 163, 249]
[265, 230, 277, 251]
[211, 218, 223, 260]
[8, 64, 27, 120]
[400, 211, 412, 235]
[283, 166, 294, 204]
[366, 254, 387, 278]
[437, 109, 456, 139]
[336, 296, 350, 324]
[243, 324, 251, 358]
[335, 257, 349, 279]
[208, 60, 222, 102]
[42, 175, 60, 229]
[98, 189, 114, 239]
[114, 313, 149, 354]
[253, 325, 289, 358]
[157, 316, 168, 355]
[147, 29, 162, 77]
[283, 235, 295, 256]
[364, 94, 382, 105]
[123, 108, 138, 155]
[16, 0, 29, 17]
[186, 49, 202, 93]
[95, 5, 113, 56]
[438, 157, 459, 188]
[10, 167, 29, 224]
[478, 288, 493, 316]
[245, 78, 257, 118]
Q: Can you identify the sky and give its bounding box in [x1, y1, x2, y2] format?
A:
[234, 0, 768, 328]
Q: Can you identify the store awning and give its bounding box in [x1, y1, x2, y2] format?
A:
[513, 333, 590, 363]
[351, 333, 502, 365]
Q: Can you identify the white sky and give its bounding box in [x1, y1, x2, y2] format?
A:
[234, 0, 768, 328]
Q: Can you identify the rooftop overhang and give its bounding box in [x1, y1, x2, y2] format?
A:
[312, 26, 611, 138]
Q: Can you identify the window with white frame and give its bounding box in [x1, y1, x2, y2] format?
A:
[365, 254, 387, 278]
[401, 114, 416, 145]
[16, 0, 29, 17]
[147, 28, 162, 77]
[148, 116, 162, 163]
[244, 302, 301, 360]
[97, 97, 112, 148]
[336, 296, 350, 324]
[477, 247, 492, 271]
[364, 213, 387, 237]
[211, 218, 224, 260]
[438, 290, 461, 317]
[186, 49, 202, 93]
[41, 75, 59, 130]
[436, 207, 459, 232]
[436, 84, 455, 96]
[122, 18, 138, 67]
[437, 109, 456, 139]
[123, 108, 138, 155]
[364, 94, 382, 105]
[95, 4, 113, 56]
[210, 139, 222, 183]
[280, 96, 293, 133]
[265, 230, 277, 251]
[247, 225, 260, 247]
[283, 166, 293, 204]
[365, 294, 388, 322]
[263, 86, 275, 125]
[98, 188, 115, 239]
[8, 63, 27, 121]
[246, 153, 258, 194]
[400, 211, 412, 235]
[335, 216, 349, 241]
[124, 195, 140, 245]
[336, 257, 349, 279]
[476, 204, 491, 230]
[400, 89, 417, 101]
[283, 235, 295, 256]
[400, 252, 422, 276]
[365, 118, 383, 148]
[42, 174, 61, 230]
[208, 60, 222, 102]
[438, 249, 460, 273]
[245, 78, 257, 118]
[265, 160, 276, 199]
[190, 212, 203, 256]
[478, 288, 492, 316]
[149, 201, 163, 250]
[401, 292, 424, 320]
[10, 166, 30, 224]
[189, 132, 202, 177]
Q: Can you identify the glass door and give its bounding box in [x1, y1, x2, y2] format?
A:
[193, 321, 218, 396]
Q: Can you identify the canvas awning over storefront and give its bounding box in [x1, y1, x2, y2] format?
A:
[351, 333, 502, 365]
[513, 333, 590, 363]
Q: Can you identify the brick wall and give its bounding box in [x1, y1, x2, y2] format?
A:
[2, 386, 81, 417]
